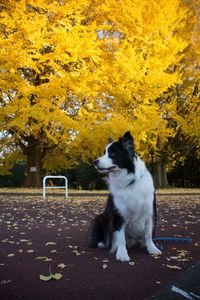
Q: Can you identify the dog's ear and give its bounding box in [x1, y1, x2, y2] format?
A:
[121, 131, 134, 150]
[121, 131, 134, 160]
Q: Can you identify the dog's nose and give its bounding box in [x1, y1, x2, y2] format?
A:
[94, 159, 99, 166]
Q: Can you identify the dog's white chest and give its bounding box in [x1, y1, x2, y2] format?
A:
[113, 190, 139, 218]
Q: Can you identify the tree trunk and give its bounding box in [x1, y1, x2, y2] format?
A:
[151, 160, 169, 188]
[23, 138, 43, 187]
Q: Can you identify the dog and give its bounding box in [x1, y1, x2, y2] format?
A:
[90, 131, 162, 262]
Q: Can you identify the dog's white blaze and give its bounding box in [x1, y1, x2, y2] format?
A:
[96, 143, 115, 170]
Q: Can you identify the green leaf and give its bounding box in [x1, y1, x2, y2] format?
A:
[51, 273, 63, 280]
[39, 266, 63, 282]
[39, 274, 52, 281]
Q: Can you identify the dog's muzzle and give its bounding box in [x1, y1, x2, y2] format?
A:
[94, 159, 116, 173]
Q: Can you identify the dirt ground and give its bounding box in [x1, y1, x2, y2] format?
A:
[0, 192, 200, 300]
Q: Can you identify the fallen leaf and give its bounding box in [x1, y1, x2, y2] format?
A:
[39, 266, 63, 282]
[7, 254, 15, 257]
[102, 259, 109, 263]
[58, 263, 66, 269]
[170, 256, 180, 260]
[35, 256, 48, 260]
[51, 273, 63, 280]
[151, 254, 160, 259]
[39, 274, 52, 282]
[176, 250, 189, 256]
[45, 242, 56, 246]
[1, 280, 12, 285]
[73, 250, 81, 256]
[102, 264, 108, 269]
[177, 259, 190, 262]
[166, 265, 182, 270]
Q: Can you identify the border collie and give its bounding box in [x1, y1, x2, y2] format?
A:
[90, 131, 162, 262]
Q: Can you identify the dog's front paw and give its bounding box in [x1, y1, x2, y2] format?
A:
[147, 244, 162, 256]
[116, 248, 130, 262]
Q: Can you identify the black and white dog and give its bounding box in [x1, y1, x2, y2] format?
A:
[90, 131, 162, 262]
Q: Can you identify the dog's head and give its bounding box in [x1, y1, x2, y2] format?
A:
[94, 131, 135, 174]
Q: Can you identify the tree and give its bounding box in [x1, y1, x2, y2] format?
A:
[147, 0, 200, 187]
[0, 0, 198, 187]
[0, 0, 101, 186]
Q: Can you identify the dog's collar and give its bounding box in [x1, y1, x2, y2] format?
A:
[127, 173, 145, 187]
[127, 179, 135, 186]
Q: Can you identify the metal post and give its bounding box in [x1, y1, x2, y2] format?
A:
[43, 176, 68, 199]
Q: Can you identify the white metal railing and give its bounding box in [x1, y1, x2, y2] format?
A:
[43, 176, 68, 199]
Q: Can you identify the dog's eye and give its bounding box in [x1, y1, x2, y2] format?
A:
[109, 152, 115, 158]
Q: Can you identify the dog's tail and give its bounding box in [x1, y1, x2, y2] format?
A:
[89, 213, 111, 249]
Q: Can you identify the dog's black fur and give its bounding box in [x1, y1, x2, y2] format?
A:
[90, 193, 157, 249]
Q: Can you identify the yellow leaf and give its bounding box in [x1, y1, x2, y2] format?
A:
[166, 265, 182, 270]
[7, 254, 15, 257]
[102, 264, 108, 269]
[58, 263, 66, 269]
[88, 102, 93, 110]
[45, 242, 56, 246]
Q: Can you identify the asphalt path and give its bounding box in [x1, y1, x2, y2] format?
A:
[0, 193, 200, 300]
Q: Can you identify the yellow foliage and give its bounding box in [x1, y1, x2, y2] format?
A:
[0, 0, 199, 174]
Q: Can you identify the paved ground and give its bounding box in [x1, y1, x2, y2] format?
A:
[152, 260, 200, 299]
[0, 193, 200, 300]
